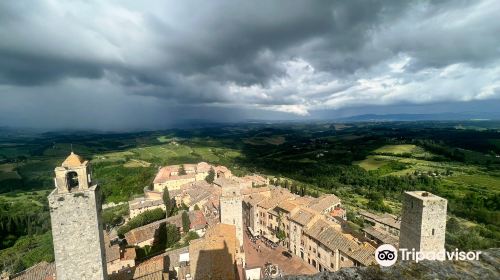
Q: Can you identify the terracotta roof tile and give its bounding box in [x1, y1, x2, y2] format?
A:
[307, 194, 341, 213]
[304, 219, 375, 266]
[11, 261, 56, 280]
[188, 210, 208, 230]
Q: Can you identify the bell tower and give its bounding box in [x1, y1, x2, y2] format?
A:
[54, 152, 92, 192]
[48, 152, 108, 280]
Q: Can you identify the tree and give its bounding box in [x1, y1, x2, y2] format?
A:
[178, 165, 187, 175]
[163, 187, 172, 217]
[184, 231, 200, 243]
[276, 229, 286, 243]
[276, 212, 287, 244]
[194, 204, 200, 211]
[205, 167, 215, 184]
[182, 211, 190, 233]
[117, 208, 166, 236]
[166, 223, 180, 248]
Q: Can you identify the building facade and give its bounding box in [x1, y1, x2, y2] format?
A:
[242, 187, 375, 272]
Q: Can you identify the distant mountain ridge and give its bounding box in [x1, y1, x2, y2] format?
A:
[337, 112, 500, 122]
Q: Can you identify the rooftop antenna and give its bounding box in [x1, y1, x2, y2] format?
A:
[71, 143, 73, 153]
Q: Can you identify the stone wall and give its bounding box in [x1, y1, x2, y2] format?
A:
[220, 188, 244, 248]
[48, 185, 107, 280]
[399, 192, 447, 255]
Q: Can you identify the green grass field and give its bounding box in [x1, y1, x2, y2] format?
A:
[355, 156, 390, 170]
[447, 174, 500, 193]
[356, 144, 479, 177]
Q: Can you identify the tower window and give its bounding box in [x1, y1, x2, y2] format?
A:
[66, 171, 79, 190]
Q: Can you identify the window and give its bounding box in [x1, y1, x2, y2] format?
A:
[66, 171, 79, 190]
[341, 256, 344, 261]
[330, 263, 334, 269]
[432, 228, 435, 235]
[317, 252, 321, 258]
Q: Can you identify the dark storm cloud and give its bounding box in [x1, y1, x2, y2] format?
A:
[0, 0, 499, 129]
[0, 50, 105, 85]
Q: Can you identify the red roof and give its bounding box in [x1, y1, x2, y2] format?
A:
[189, 210, 208, 230]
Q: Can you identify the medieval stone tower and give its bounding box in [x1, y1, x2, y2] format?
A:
[48, 152, 108, 280]
[399, 191, 447, 257]
[220, 185, 244, 249]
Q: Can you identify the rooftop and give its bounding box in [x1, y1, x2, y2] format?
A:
[188, 210, 208, 230]
[305, 218, 375, 266]
[129, 197, 164, 210]
[277, 200, 300, 213]
[359, 210, 401, 229]
[307, 194, 341, 213]
[61, 151, 86, 167]
[405, 191, 447, 201]
[10, 261, 56, 280]
[362, 225, 399, 246]
[108, 254, 166, 280]
[290, 207, 317, 226]
[242, 193, 267, 206]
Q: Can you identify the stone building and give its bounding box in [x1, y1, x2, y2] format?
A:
[47, 152, 108, 280]
[359, 210, 400, 247]
[129, 197, 166, 219]
[300, 218, 376, 271]
[243, 186, 374, 272]
[153, 162, 219, 192]
[220, 183, 244, 249]
[399, 191, 447, 257]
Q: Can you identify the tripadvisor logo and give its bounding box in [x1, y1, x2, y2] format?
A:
[375, 244, 398, 267]
[375, 244, 482, 267]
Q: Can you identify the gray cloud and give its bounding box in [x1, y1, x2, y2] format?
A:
[0, 0, 499, 129]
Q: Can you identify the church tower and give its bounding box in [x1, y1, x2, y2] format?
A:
[48, 152, 108, 280]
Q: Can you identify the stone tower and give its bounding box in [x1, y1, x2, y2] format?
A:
[399, 191, 447, 256]
[220, 185, 244, 249]
[48, 152, 108, 280]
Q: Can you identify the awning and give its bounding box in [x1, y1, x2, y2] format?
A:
[248, 226, 259, 237]
[263, 233, 279, 243]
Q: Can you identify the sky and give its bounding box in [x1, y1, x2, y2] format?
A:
[1, 0, 500, 130]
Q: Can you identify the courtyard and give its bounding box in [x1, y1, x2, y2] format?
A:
[243, 230, 317, 276]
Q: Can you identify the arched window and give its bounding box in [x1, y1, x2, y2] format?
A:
[66, 171, 79, 190]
